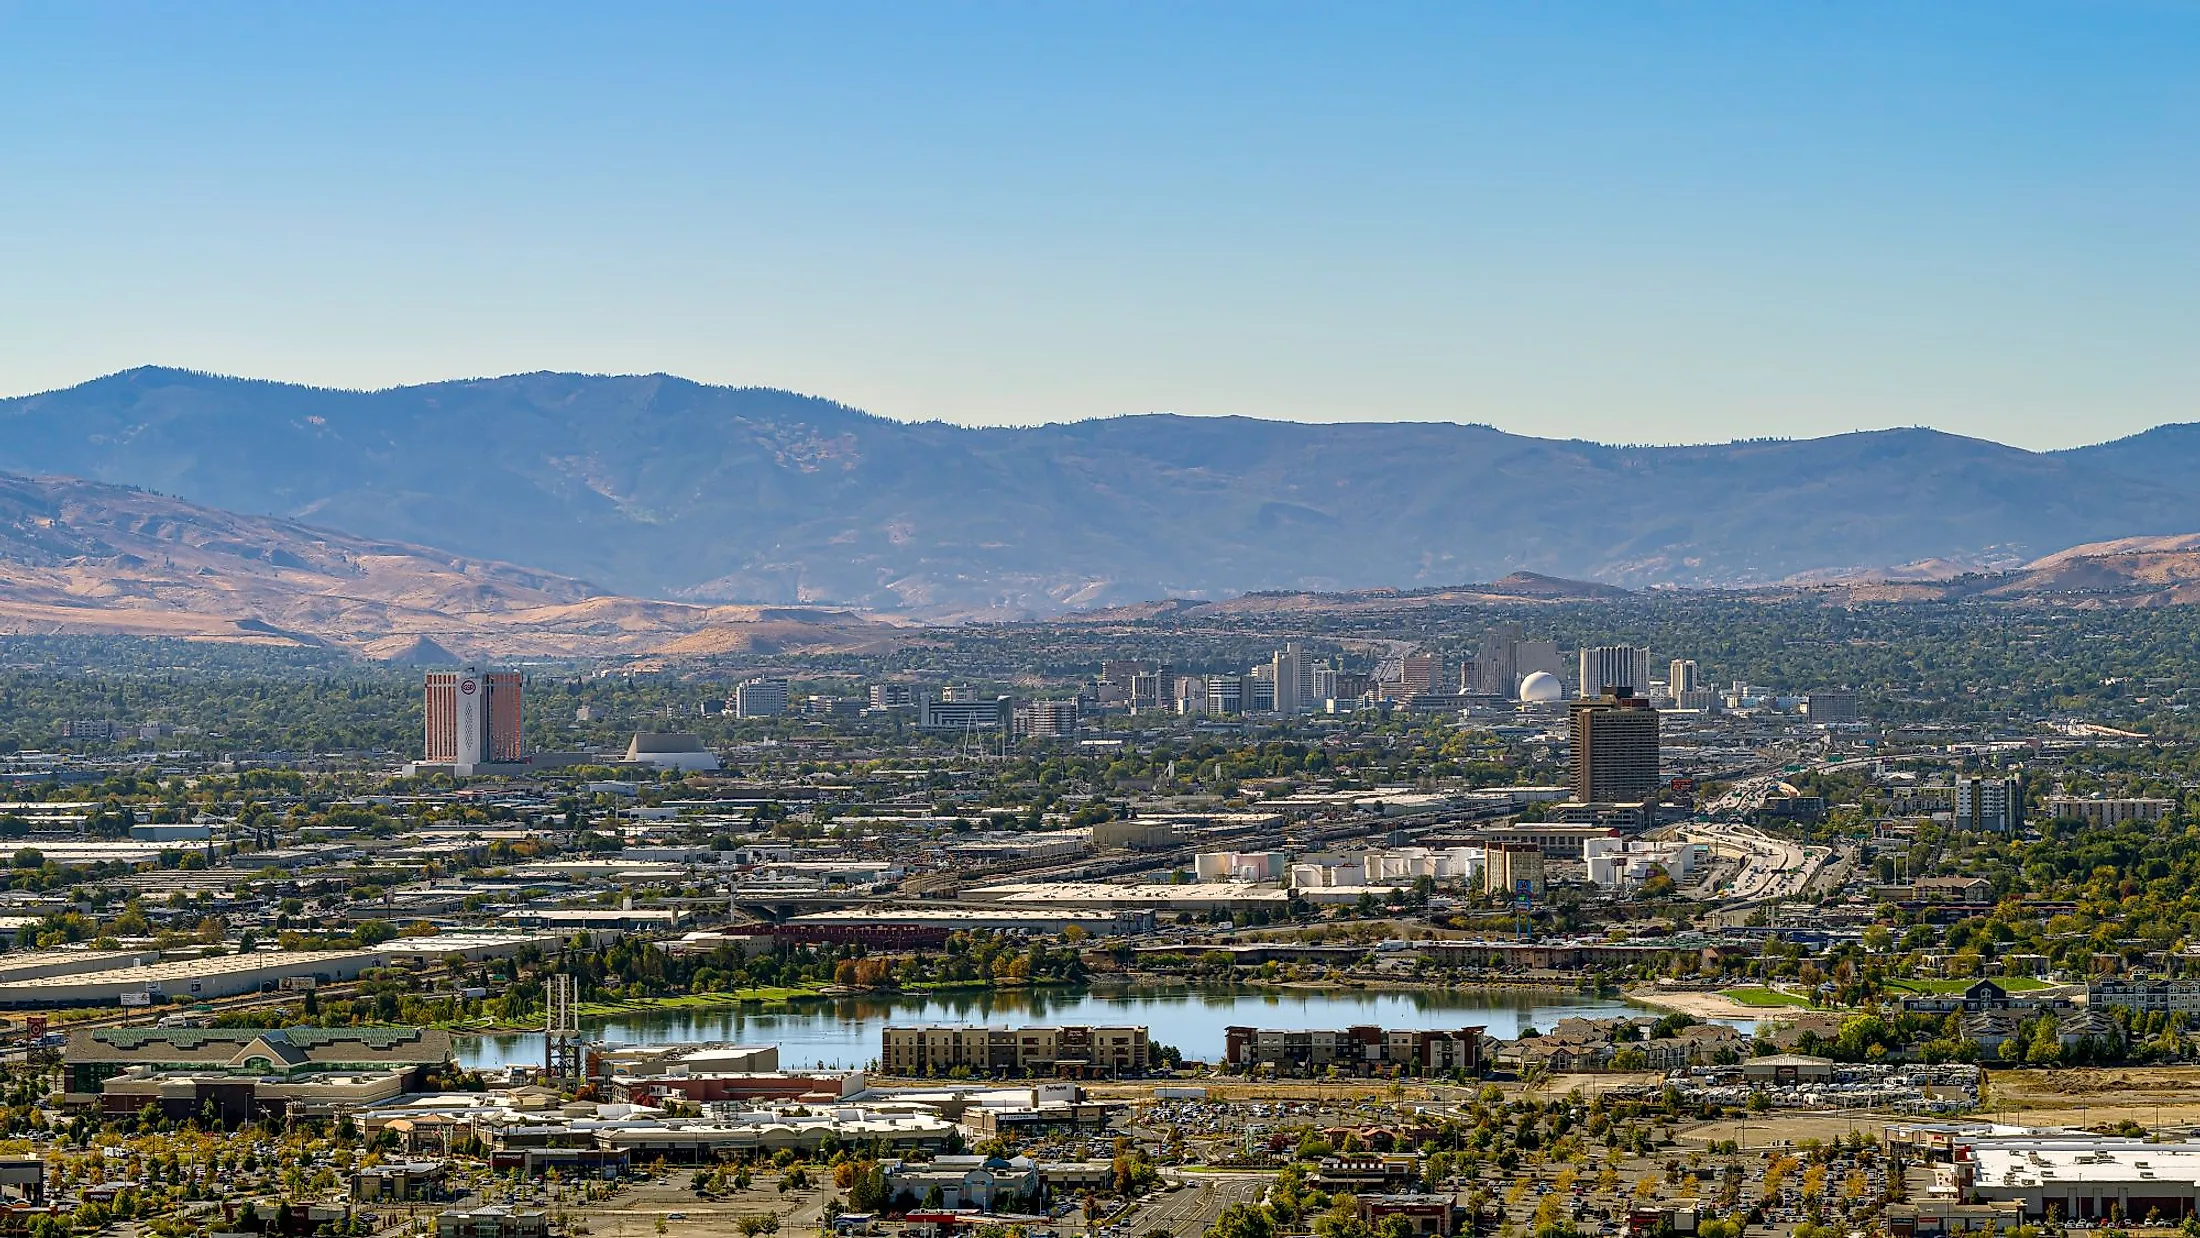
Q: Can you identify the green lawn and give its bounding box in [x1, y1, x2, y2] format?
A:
[1719, 986, 1816, 1008]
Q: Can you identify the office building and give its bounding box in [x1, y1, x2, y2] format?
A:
[868, 683, 916, 710]
[1271, 642, 1311, 715]
[1128, 668, 1175, 713]
[1205, 676, 1244, 715]
[733, 677, 790, 718]
[1805, 690, 1860, 724]
[424, 666, 524, 771]
[1100, 659, 1158, 688]
[1956, 774, 2023, 833]
[1568, 689, 1661, 805]
[1577, 646, 1651, 697]
[1169, 675, 1206, 715]
[1245, 674, 1276, 713]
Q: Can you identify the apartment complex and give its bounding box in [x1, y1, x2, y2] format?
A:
[2088, 976, 2200, 1017]
[879, 1024, 1149, 1077]
[1955, 774, 2023, 833]
[1222, 1025, 1484, 1075]
[2045, 796, 2173, 827]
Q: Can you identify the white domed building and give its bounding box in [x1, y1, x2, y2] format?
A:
[1517, 670, 1563, 703]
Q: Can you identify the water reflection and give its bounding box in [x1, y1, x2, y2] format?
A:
[455, 984, 1753, 1071]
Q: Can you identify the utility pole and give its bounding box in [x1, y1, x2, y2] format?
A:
[545, 973, 582, 1084]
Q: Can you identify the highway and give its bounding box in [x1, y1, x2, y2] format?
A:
[1676, 820, 1828, 905]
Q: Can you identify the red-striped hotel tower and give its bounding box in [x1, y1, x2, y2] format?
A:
[424, 666, 524, 772]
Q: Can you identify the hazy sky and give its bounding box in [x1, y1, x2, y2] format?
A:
[2, 3, 2194, 448]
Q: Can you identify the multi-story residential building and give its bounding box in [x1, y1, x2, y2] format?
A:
[2088, 975, 2200, 1017]
[1955, 774, 2023, 833]
[1015, 699, 1079, 738]
[2045, 796, 2174, 827]
[1222, 1025, 1483, 1075]
[733, 677, 790, 718]
[1569, 689, 1660, 804]
[879, 1025, 1149, 1077]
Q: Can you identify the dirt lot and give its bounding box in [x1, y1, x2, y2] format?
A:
[1984, 1066, 2200, 1133]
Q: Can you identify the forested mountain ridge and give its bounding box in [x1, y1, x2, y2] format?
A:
[6, 366, 2200, 616]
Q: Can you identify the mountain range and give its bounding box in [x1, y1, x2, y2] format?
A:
[5, 366, 2200, 618]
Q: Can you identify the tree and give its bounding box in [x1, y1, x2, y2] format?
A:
[1205, 1203, 1274, 1238]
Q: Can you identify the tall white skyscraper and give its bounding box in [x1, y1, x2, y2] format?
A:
[1270, 642, 1309, 715]
[1578, 645, 1651, 696]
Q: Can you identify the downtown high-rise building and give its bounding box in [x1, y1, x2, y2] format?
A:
[1669, 659, 1700, 694]
[1270, 642, 1311, 715]
[1578, 645, 1651, 697]
[1399, 649, 1441, 695]
[424, 665, 525, 770]
[1568, 688, 1660, 805]
[1475, 624, 1562, 696]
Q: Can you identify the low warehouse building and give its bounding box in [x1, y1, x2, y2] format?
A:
[1967, 1135, 2200, 1221]
[0, 949, 377, 1007]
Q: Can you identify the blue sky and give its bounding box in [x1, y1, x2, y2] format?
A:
[1, 2, 2193, 448]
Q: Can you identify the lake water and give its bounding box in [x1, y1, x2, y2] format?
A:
[455, 985, 1757, 1071]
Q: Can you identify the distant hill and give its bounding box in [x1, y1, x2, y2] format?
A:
[8, 367, 2200, 615]
[1061, 574, 1633, 623]
[0, 471, 899, 658]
